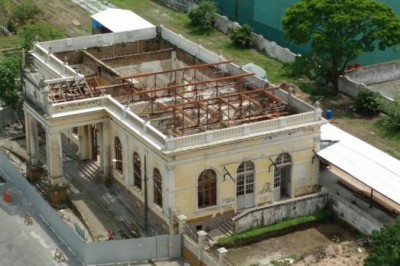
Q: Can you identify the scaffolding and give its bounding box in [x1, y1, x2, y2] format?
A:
[48, 50, 292, 136]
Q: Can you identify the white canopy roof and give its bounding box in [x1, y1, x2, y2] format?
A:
[91, 8, 155, 33]
[318, 123, 400, 205]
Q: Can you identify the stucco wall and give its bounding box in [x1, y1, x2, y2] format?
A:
[233, 191, 384, 235]
[344, 60, 400, 85]
[173, 125, 321, 223]
[340, 60, 400, 101]
[233, 192, 328, 233]
[329, 193, 383, 235]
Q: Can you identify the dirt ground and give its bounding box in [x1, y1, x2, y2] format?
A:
[227, 221, 367, 266]
[31, 0, 92, 37]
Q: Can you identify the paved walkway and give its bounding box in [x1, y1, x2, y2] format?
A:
[0, 174, 80, 265]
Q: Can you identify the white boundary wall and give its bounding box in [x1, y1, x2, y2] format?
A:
[214, 14, 297, 63]
[233, 191, 384, 236]
[339, 60, 400, 101]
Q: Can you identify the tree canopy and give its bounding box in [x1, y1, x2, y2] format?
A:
[282, 0, 400, 93]
[0, 55, 21, 108]
[365, 220, 400, 266]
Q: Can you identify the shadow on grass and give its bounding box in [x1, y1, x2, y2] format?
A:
[184, 23, 214, 36]
[297, 81, 337, 102]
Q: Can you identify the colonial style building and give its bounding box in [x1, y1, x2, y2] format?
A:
[23, 26, 325, 234]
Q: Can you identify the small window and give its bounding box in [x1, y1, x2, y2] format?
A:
[153, 168, 162, 207]
[114, 137, 123, 173]
[133, 152, 142, 189]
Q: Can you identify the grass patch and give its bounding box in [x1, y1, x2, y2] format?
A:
[217, 209, 333, 247]
[0, 35, 20, 50]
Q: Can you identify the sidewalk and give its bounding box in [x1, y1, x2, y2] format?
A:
[0, 173, 80, 265]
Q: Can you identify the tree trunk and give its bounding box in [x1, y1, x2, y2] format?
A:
[332, 74, 340, 94]
[330, 58, 340, 94]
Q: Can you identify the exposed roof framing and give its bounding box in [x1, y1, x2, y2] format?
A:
[131, 73, 254, 98]
[131, 73, 291, 136]
[117, 61, 232, 80]
[47, 77, 95, 103]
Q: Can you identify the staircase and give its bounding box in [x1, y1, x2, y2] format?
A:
[207, 217, 234, 244]
[219, 218, 234, 236]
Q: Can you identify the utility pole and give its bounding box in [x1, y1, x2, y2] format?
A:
[144, 154, 149, 236]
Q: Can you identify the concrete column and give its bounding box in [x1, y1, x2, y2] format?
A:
[77, 125, 90, 160]
[98, 123, 104, 172]
[46, 129, 65, 185]
[197, 230, 207, 261]
[27, 114, 40, 165]
[25, 113, 42, 180]
[218, 247, 228, 265]
[88, 125, 94, 160]
[101, 121, 111, 180]
[178, 214, 187, 235]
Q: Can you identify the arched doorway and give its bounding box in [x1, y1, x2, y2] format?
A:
[236, 161, 255, 210]
[273, 153, 292, 201]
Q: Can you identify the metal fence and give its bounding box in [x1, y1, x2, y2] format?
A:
[0, 152, 181, 264]
[155, 0, 198, 12]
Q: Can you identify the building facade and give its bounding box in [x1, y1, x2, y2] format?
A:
[23, 26, 324, 234]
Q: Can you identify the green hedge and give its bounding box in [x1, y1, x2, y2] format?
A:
[217, 209, 333, 246]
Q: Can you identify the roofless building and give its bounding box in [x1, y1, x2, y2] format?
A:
[22, 25, 324, 233]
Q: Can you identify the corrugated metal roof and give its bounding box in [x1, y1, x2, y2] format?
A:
[318, 123, 400, 205]
[91, 8, 155, 33]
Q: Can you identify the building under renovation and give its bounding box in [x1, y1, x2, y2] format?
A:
[22, 25, 325, 233]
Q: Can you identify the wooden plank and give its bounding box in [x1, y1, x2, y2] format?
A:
[71, 19, 81, 26]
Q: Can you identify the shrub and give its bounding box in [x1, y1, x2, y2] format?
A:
[188, 1, 217, 30]
[7, 20, 15, 33]
[378, 94, 400, 130]
[354, 90, 381, 116]
[11, 1, 41, 25]
[229, 24, 253, 48]
[20, 21, 64, 49]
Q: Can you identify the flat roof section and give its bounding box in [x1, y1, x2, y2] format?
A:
[318, 123, 400, 206]
[91, 8, 155, 33]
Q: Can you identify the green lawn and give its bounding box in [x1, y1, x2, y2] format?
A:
[108, 0, 289, 84]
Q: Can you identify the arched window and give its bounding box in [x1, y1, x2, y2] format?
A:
[153, 168, 162, 207]
[198, 169, 217, 208]
[114, 137, 123, 173]
[133, 152, 142, 189]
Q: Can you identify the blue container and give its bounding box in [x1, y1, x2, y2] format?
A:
[325, 109, 333, 120]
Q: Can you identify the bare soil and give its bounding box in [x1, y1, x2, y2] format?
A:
[31, 0, 92, 37]
[226, 221, 366, 266]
